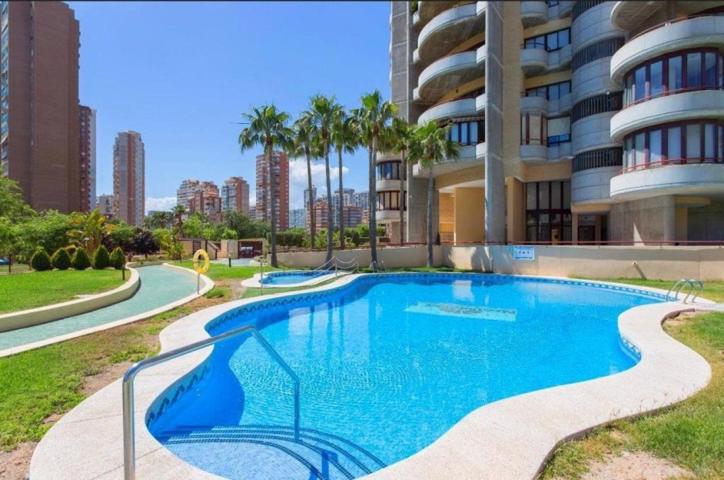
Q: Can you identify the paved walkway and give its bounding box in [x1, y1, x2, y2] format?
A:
[0, 265, 207, 356]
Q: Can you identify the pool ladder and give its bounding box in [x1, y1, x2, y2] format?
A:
[121, 324, 300, 480]
[666, 278, 704, 303]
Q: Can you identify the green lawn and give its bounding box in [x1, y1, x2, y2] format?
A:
[0, 269, 126, 314]
[542, 278, 724, 480]
[175, 261, 280, 281]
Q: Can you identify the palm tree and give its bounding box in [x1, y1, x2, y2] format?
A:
[351, 91, 397, 270]
[238, 105, 293, 267]
[308, 95, 341, 262]
[331, 109, 358, 250]
[292, 113, 317, 250]
[171, 205, 187, 239]
[388, 117, 414, 245]
[409, 121, 459, 267]
[67, 209, 108, 254]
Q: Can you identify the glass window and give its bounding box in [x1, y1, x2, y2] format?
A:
[450, 125, 459, 143]
[686, 123, 701, 161]
[538, 181, 549, 209]
[625, 136, 634, 169]
[687, 52, 701, 88]
[704, 123, 715, 161]
[669, 55, 683, 92]
[650, 61, 663, 98]
[551, 182, 561, 209]
[470, 122, 479, 144]
[562, 181, 571, 209]
[649, 129, 662, 165]
[668, 126, 681, 162]
[460, 123, 469, 145]
[635, 132, 645, 167]
[526, 183, 536, 210]
[558, 29, 569, 48]
[634, 67, 646, 102]
[704, 52, 717, 88]
[559, 81, 570, 97]
[546, 32, 558, 51]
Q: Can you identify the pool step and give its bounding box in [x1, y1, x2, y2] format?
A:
[160, 424, 386, 480]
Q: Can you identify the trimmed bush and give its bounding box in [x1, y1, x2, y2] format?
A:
[64, 245, 77, 256]
[71, 248, 91, 270]
[51, 248, 72, 270]
[110, 247, 126, 270]
[30, 247, 52, 271]
[92, 245, 110, 269]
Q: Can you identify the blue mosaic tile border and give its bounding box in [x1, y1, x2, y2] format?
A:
[146, 363, 211, 428]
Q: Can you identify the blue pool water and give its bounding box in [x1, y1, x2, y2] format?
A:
[261, 270, 330, 285]
[149, 274, 662, 480]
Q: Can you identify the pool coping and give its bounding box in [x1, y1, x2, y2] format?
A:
[0, 267, 141, 333]
[29, 273, 713, 480]
[241, 270, 347, 288]
[0, 264, 213, 358]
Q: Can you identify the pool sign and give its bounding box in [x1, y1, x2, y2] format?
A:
[512, 246, 535, 261]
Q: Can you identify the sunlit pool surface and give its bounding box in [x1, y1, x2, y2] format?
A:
[261, 270, 330, 285]
[149, 274, 663, 480]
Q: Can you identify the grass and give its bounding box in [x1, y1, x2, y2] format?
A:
[0, 269, 126, 314]
[175, 261, 280, 281]
[589, 277, 724, 303]
[0, 305, 193, 451]
[542, 278, 724, 480]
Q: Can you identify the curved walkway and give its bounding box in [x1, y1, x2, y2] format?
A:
[0, 264, 213, 357]
[29, 274, 712, 480]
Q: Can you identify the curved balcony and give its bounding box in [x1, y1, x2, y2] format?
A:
[415, 51, 483, 104]
[549, 1, 574, 19]
[610, 15, 724, 82]
[412, 143, 484, 177]
[520, 143, 573, 164]
[476, 44, 487, 65]
[520, 48, 548, 76]
[417, 3, 485, 67]
[571, 1, 620, 52]
[610, 90, 724, 141]
[417, 1, 459, 28]
[520, 93, 573, 117]
[571, 167, 619, 204]
[376, 209, 402, 222]
[521, 1, 548, 27]
[610, 1, 667, 32]
[476, 92, 487, 113]
[418, 98, 477, 124]
[376, 151, 400, 164]
[376, 179, 401, 191]
[610, 163, 724, 200]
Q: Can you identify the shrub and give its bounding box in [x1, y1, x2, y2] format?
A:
[51, 248, 71, 270]
[92, 245, 110, 269]
[110, 247, 126, 270]
[64, 245, 77, 256]
[71, 248, 91, 270]
[30, 247, 52, 271]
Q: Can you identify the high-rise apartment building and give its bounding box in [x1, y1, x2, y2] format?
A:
[113, 131, 145, 226]
[379, 1, 724, 245]
[256, 151, 289, 230]
[95, 194, 114, 218]
[177, 179, 201, 210]
[0, 1, 81, 212]
[290, 208, 306, 229]
[221, 176, 250, 216]
[79, 105, 96, 212]
[189, 185, 222, 223]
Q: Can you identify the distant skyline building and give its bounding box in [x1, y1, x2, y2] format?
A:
[79, 105, 96, 212]
[113, 131, 145, 226]
[176, 179, 201, 210]
[1, 1, 81, 212]
[221, 176, 250, 216]
[95, 194, 114, 218]
[290, 208, 306, 229]
[189, 181, 222, 222]
[255, 151, 289, 230]
[248, 205, 256, 220]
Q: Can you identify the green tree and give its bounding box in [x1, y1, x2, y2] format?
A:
[331, 108, 358, 250]
[109, 247, 126, 270]
[182, 213, 205, 239]
[67, 209, 108, 254]
[387, 117, 414, 245]
[71, 248, 91, 270]
[292, 112, 318, 249]
[15, 211, 74, 261]
[351, 91, 397, 270]
[144, 211, 173, 230]
[309, 95, 341, 262]
[409, 121, 459, 267]
[105, 221, 135, 251]
[51, 248, 71, 270]
[238, 105, 293, 267]
[30, 247, 52, 271]
[0, 176, 34, 219]
[92, 245, 111, 269]
[171, 205, 187, 240]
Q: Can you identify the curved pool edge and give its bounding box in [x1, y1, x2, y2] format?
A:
[28, 273, 713, 480]
[0, 264, 213, 359]
[240, 270, 345, 288]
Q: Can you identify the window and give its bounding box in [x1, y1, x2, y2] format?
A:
[525, 81, 571, 101]
[521, 113, 546, 145]
[668, 127, 681, 162]
[376, 161, 400, 180]
[547, 116, 571, 145]
[623, 49, 723, 107]
[376, 191, 404, 211]
[523, 28, 570, 52]
[445, 119, 484, 146]
[571, 37, 625, 71]
[686, 123, 701, 160]
[571, 92, 623, 123]
[649, 129, 662, 164]
[525, 181, 572, 242]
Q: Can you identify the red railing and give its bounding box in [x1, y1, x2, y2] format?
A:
[621, 157, 723, 173]
[629, 13, 723, 42]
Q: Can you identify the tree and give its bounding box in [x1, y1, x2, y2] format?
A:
[0, 176, 34, 220]
[331, 109, 358, 250]
[409, 121, 459, 267]
[51, 248, 71, 270]
[292, 112, 318, 249]
[144, 211, 173, 230]
[388, 117, 414, 245]
[30, 247, 52, 271]
[238, 105, 293, 267]
[67, 209, 108, 254]
[182, 213, 205, 239]
[131, 229, 159, 256]
[171, 205, 187, 240]
[92, 245, 111, 269]
[71, 248, 91, 270]
[104, 221, 135, 251]
[110, 247, 126, 270]
[351, 91, 397, 270]
[309, 95, 341, 261]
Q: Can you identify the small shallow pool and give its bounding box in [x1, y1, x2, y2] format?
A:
[148, 273, 664, 480]
[261, 270, 331, 286]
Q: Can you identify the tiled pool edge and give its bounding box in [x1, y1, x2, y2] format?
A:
[29, 273, 713, 480]
[240, 270, 346, 288]
[0, 264, 213, 358]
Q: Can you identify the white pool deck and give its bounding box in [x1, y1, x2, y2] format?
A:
[29, 274, 714, 480]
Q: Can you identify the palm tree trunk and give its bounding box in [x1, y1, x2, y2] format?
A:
[426, 168, 434, 268]
[268, 145, 278, 267]
[337, 147, 345, 250]
[369, 140, 378, 270]
[324, 144, 334, 262]
[305, 147, 315, 250]
[399, 151, 406, 245]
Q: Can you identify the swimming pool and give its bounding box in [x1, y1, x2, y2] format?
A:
[261, 270, 332, 285]
[148, 273, 663, 480]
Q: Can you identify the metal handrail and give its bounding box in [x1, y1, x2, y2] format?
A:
[666, 278, 704, 303]
[312, 257, 336, 272]
[122, 324, 300, 480]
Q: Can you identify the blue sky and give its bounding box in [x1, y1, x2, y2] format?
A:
[69, 1, 390, 212]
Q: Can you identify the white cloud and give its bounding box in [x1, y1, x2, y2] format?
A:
[145, 196, 176, 214]
[289, 157, 350, 209]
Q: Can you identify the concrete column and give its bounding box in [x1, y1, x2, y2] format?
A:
[454, 188, 484, 244]
[572, 213, 579, 244]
